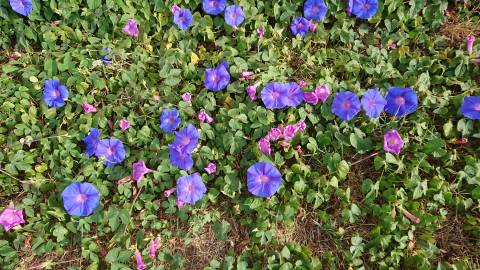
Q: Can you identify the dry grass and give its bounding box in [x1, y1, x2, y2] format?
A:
[18, 249, 82, 270]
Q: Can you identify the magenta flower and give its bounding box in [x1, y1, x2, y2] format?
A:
[149, 238, 160, 260]
[164, 187, 176, 197]
[257, 27, 265, 38]
[240, 71, 254, 80]
[82, 102, 97, 113]
[0, 203, 25, 231]
[171, 4, 181, 14]
[119, 119, 130, 131]
[176, 199, 186, 209]
[283, 125, 297, 140]
[246, 82, 260, 101]
[383, 130, 404, 155]
[258, 138, 271, 155]
[181, 92, 192, 102]
[308, 20, 317, 32]
[298, 80, 307, 89]
[466, 35, 475, 55]
[303, 91, 319, 105]
[123, 19, 139, 37]
[205, 162, 217, 174]
[268, 128, 282, 141]
[295, 120, 306, 132]
[135, 250, 147, 270]
[198, 111, 213, 123]
[387, 43, 397, 49]
[315, 84, 330, 102]
[132, 160, 153, 182]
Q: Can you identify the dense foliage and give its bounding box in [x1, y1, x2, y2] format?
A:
[1, 0, 480, 269]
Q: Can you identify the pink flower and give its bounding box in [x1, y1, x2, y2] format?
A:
[268, 128, 282, 141]
[308, 20, 317, 32]
[149, 238, 160, 260]
[82, 102, 97, 113]
[283, 125, 297, 140]
[315, 84, 330, 103]
[176, 199, 186, 209]
[205, 162, 216, 174]
[132, 160, 153, 182]
[466, 35, 475, 55]
[295, 120, 306, 132]
[171, 4, 181, 14]
[198, 111, 213, 123]
[384, 130, 404, 155]
[298, 80, 307, 89]
[246, 82, 260, 101]
[387, 43, 397, 49]
[257, 27, 265, 38]
[164, 188, 176, 198]
[475, 56, 480, 64]
[123, 19, 139, 37]
[119, 119, 130, 131]
[258, 138, 271, 155]
[0, 203, 25, 231]
[240, 71, 255, 80]
[303, 91, 319, 105]
[181, 92, 192, 102]
[135, 250, 147, 270]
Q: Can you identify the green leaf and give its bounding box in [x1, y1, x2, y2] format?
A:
[213, 220, 231, 241]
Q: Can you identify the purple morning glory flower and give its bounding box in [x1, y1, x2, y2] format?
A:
[202, 0, 226, 15]
[205, 162, 216, 174]
[351, 0, 378, 20]
[123, 19, 139, 37]
[95, 138, 126, 167]
[331, 91, 361, 121]
[281, 82, 304, 107]
[173, 7, 193, 30]
[169, 144, 193, 171]
[99, 47, 112, 65]
[466, 35, 475, 55]
[304, 0, 328, 21]
[384, 130, 404, 155]
[61, 182, 100, 217]
[9, 0, 32, 16]
[247, 162, 282, 197]
[384, 87, 418, 118]
[83, 128, 101, 156]
[160, 108, 181, 133]
[224, 5, 245, 27]
[204, 62, 230, 91]
[177, 173, 207, 205]
[460, 96, 480, 120]
[43, 80, 69, 108]
[173, 124, 199, 153]
[261, 82, 288, 109]
[361, 88, 386, 118]
[132, 160, 153, 182]
[290, 17, 309, 37]
[0, 203, 25, 231]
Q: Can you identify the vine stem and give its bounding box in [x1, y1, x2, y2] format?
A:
[350, 152, 379, 166]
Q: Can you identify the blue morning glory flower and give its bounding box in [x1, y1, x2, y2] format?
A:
[281, 82, 304, 107]
[61, 182, 100, 217]
[94, 138, 126, 167]
[331, 91, 361, 121]
[204, 62, 230, 91]
[384, 87, 418, 118]
[351, 0, 378, 19]
[261, 82, 288, 109]
[177, 173, 207, 205]
[202, 0, 226, 15]
[460, 96, 480, 120]
[247, 162, 282, 198]
[290, 17, 309, 37]
[361, 88, 386, 118]
[173, 124, 199, 154]
[83, 128, 101, 156]
[10, 0, 32, 16]
[304, 0, 328, 21]
[169, 145, 193, 171]
[224, 5, 245, 27]
[43, 80, 69, 108]
[173, 7, 193, 30]
[99, 47, 112, 65]
[160, 108, 181, 133]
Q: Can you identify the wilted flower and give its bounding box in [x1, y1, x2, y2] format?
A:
[123, 19, 139, 37]
[172, 6, 193, 30]
[246, 82, 260, 101]
[295, 120, 306, 132]
[224, 5, 245, 27]
[202, 0, 226, 15]
[261, 82, 287, 109]
[282, 124, 298, 140]
[361, 88, 386, 118]
[95, 138, 126, 167]
[247, 162, 282, 197]
[9, 0, 32, 16]
[308, 20, 317, 32]
[350, 0, 378, 19]
[99, 47, 112, 64]
[119, 119, 130, 131]
[281, 82, 304, 107]
[204, 61, 230, 91]
[83, 128, 101, 156]
[315, 84, 330, 102]
[304, 0, 328, 21]
[257, 27, 265, 38]
[169, 144, 193, 170]
[466, 35, 475, 55]
[43, 80, 69, 108]
[160, 108, 181, 133]
[82, 102, 97, 113]
[298, 80, 307, 88]
[176, 199, 186, 208]
[460, 96, 480, 120]
[164, 188, 176, 197]
[61, 182, 100, 217]
[387, 43, 397, 49]
[267, 128, 282, 141]
[331, 91, 361, 121]
[149, 239, 160, 260]
[383, 130, 404, 155]
[173, 124, 199, 153]
[181, 92, 192, 102]
[290, 17, 309, 37]
[135, 250, 147, 270]
[177, 173, 207, 205]
[132, 160, 153, 182]
[205, 162, 216, 174]
[240, 71, 255, 80]
[258, 138, 271, 155]
[0, 203, 25, 231]
[303, 91, 319, 105]
[198, 111, 214, 124]
[384, 87, 418, 118]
